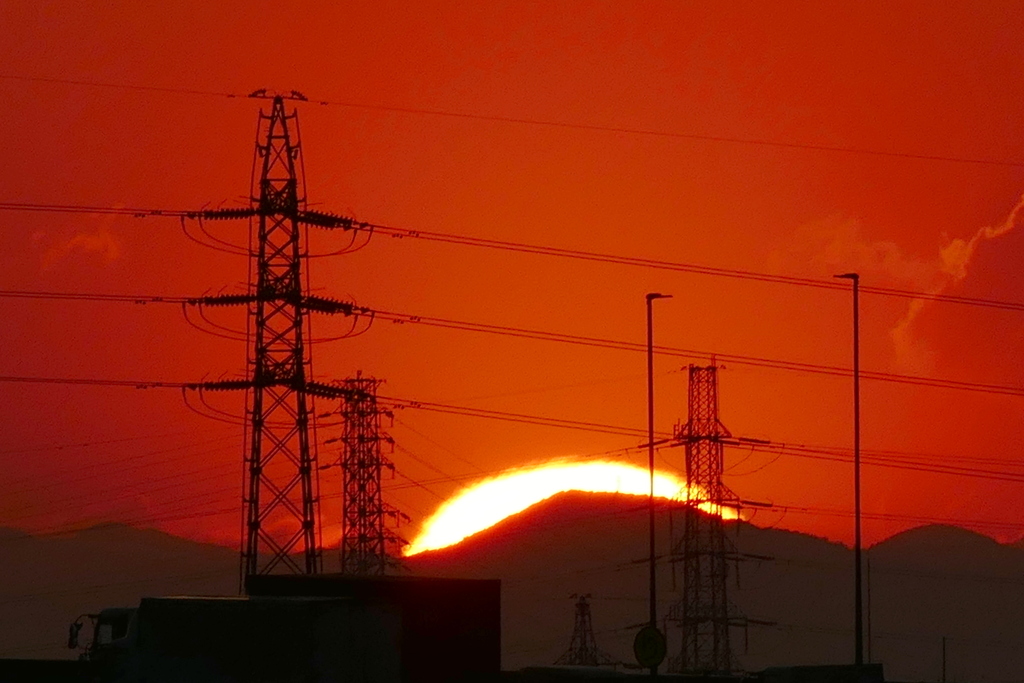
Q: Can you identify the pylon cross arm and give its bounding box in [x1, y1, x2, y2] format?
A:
[297, 209, 359, 229]
[301, 295, 364, 315]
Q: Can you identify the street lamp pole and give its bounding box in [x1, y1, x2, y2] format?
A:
[646, 292, 671, 676]
[835, 272, 862, 666]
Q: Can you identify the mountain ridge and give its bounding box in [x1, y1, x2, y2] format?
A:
[1, 492, 1022, 682]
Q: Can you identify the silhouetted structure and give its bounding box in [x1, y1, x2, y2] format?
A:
[669, 365, 741, 673]
[248, 574, 502, 683]
[554, 594, 613, 667]
[46, 575, 502, 683]
[192, 92, 362, 583]
[339, 375, 405, 575]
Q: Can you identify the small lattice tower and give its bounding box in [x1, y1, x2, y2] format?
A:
[669, 365, 740, 673]
[555, 595, 613, 667]
[340, 375, 403, 575]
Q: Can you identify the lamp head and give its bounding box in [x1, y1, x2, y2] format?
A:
[646, 292, 672, 301]
[834, 272, 859, 281]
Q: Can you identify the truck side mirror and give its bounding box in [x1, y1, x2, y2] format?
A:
[68, 622, 82, 649]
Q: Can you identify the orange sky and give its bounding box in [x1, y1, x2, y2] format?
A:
[1, 1, 1024, 553]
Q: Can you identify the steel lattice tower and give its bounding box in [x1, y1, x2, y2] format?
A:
[555, 595, 613, 667]
[669, 365, 740, 673]
[195, 92, 362, 585]
[241, 94, 322, 579]
[339, 375, 403, 575]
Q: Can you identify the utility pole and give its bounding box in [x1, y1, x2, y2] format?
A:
[866, 552, 873, 663]
[669, 364, 740, 674]
[835, 272, 863, 665]
[191, 91, 363, 587]
[645, 292, 671, 676]
[942, 636, 947, 683]
[339, 374, 405, 575]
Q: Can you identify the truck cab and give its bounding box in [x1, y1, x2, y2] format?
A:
[70, 606, 137, 680]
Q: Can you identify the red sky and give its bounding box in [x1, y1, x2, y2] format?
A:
[1, 1, 1024, 552]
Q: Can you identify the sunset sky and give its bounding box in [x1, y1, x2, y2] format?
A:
[2, 1, 1024, 555]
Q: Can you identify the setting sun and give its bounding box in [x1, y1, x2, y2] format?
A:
[405, 459, 737, 556]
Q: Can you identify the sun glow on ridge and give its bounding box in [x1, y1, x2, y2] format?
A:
[405, 459, 736, 556]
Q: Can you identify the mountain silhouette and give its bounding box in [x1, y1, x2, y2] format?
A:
[405, 491, 1024, 680]
[1, 494, 1023, 682]
[0, 523, 235, 660]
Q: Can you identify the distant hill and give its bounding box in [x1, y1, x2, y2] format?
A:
[2, 495, 1024, 682]
[405, 491, 1024, 681]
[0, 523, 235, 660]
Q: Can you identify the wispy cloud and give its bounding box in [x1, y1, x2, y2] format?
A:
[771, 214, 939, 289]
[891, 194, 1024, 371]
[39, 224, 122, 271]
[774, 195, 1024, 372]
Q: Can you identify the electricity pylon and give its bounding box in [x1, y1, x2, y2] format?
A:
[668, 365, 741, 673]
[339, 374, 406, 575]
[555, 595, 614, 667]
[194, 91, 362, 585]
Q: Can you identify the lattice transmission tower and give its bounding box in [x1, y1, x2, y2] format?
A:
[554, 595, 614, 667]
[668, 365, 742, 674]
[194, 91, 361, 585]
[338, 375, 406, 575]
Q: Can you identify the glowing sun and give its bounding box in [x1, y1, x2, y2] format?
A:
[405, 459, 734, 556]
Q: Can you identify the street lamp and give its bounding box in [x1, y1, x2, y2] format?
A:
[646, 292, 671, 675]
[835, 272, 862, 666]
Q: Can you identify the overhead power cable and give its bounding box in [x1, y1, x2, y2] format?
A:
[750, 442, 1024, 485]
[2, 287, 1024, 397]
[0, 374, 193, 389]
[365, 223, 1024, 312]
[380, 396, 654, 439]
[0, 289, 192, 304]
[0, 201, 192, 218]
[369, 308, 1024, 397]
[4, 74, 1024, 168]
[0, 372, 655, 438]
[2, 369, 1021, 484]
[762, 501, 1024, 533]
[3, 201, 1024, 314]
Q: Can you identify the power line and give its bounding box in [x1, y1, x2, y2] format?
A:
[759, 442, 1024, 484]
[365, 222, 1024, 312]
[0, 371, 654, 437]
[0, 434, 238, 501]
[4, 201, 1024, 314]
[0, 374, 193, 389]
[370, 308, 1024, 397]
[0, 430, 349, 536]
[381, 396, 654, 439]
[4, 403, 1019, 536]
[4, 73, 1024, 168]
[0, 288, 191, 304]
[3, 287, 1024, 398]
[0, 201, 192, 218]
[4, 450, 1022, 556]
[0, 73, 237, 99]
[0, 376, 1023, 498]
[760, 501, 1024, 534]
[0, 426, 214, 456]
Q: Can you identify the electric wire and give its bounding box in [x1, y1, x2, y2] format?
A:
[3, 365, 1024, 490]
[4, 202, 1024, 313]
[3, 73, 1024, 168]
[3, 287, 1024, 398]
[0, 432, 238, 497]
[1, 367, 1024, 484]
[370, 308, 1024, 397]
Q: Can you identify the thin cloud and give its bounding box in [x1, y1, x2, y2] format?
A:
[39, 224, 122, 271]
[891, 193, 1024, 371]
